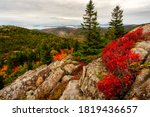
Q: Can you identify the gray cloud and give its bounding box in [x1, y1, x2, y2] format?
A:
[0, 0, 149, 28]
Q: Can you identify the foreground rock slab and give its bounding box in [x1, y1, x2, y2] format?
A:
[79, 58, 106, 99]
[60, 80, 92, 100]
[125, 40, 150, 100]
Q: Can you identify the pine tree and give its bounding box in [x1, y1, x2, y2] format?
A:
[81, 0, 101, 52]
[107, 5, 125, 40]
[39, 42, 52, 64]
[105, 26, 116, 40]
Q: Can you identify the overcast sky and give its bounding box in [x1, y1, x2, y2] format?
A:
[0, 0, 149, 28]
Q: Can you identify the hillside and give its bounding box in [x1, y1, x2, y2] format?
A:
[0, 25, 79, 87]
[0, 25, 77, 55]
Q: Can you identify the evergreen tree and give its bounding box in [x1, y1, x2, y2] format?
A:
[39, 42, 52, 64]
[107, 5, 125, 40]
[26, 50, 35, 70]
[81, 0, 101, 53]
[73, 40, 80, 51]
[105, 26, 116, 40]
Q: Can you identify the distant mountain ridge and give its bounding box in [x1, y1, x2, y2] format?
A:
[40, 23, 149, 37]
[30, 23, 150, 29]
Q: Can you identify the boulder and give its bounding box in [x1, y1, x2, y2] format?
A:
[26, 90, 35, 100]
[125, 38, 150, 100]
[47, 82, 68, 100]
[145, 55, 150, 63]
[79, 58, 106, 99]
[34, 68, 64, 99]
[131, 48, 148, 61]
[35, 76, 44, 87]
[60, 80, 92, 100]
[0, 65, 51, 99]
[135, 41, 150, 52]
[63, 64, 80, 74]
[142, 24, 150, 34]
[61, 75, 73, 83]
[125, 68, 150, 100]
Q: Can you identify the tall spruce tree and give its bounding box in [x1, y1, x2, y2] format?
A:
[81, 0, 101, 54]
[107, 5, 124, 40]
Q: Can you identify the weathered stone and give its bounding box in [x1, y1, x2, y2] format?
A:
[125, 69, 150, 100]
[61, 75, 73, 83]
[48, 61, 64, 70]
[135, 69, 150, 84]
[63, 64, 80, 74]
[47, 82, 68, 100]
[0, 54, 80, 100]
[26, 90, 35, 100]
[79, 58, 106, 99]
[142, 24, 150, 34]
[145, 55, 150, 63]
[60, 80, 92, 100]
[34, 68, 64, 99]
[125, 37, 150, 100]
[47, 55, 74, 70]
[131, 48, 148, 61]
[0, 65, 51, 99]
[35, 76, 44, 87]
[135, 41, 150, 52]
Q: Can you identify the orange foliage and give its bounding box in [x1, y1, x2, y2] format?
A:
[0, 65, 8, 72]
[53, 50, 67, 61]
[12, 66, 20, 72]
[53, 48, 74, 61]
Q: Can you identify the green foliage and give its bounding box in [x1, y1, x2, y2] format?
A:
[0, 26, 79, 86]
[73, 40, 80, 51]
[0, 26, 46, 54]
[105, 26, 116, 40]
[4, 64, 28, 86]
[0, 26, 78, 56]
[144, 62, 150, 68]
[72, 48, 101, 63]
[38, 42, 52, 65]
[27, 61, 33, 70]
[107, 5, 125, 40]
[0, 25, 79, 63]
[6, 51, 27, 73]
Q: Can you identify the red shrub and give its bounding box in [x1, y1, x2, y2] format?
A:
[97, 73, 122, 99]
[98, 27, 144, 99]
[124, 27, 144, 41]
